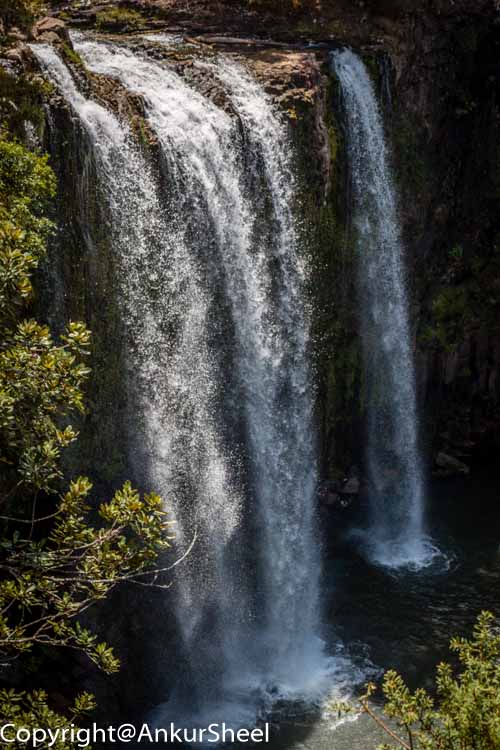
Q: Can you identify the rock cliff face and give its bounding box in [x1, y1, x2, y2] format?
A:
[3, 0, 500, 480]
[1, 0, 499, 723]
[373, 0, 500, 473]
[2, 0, 499, 477]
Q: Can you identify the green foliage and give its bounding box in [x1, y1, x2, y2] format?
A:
[60, 43, 84, 69]
[0, 689, 95, 750]
[0, 477, 170, 670]
[0, 135, 55, 324]
[0, 320, 91, 493]
[335, 611, 500, 750]
[448, 244, 464, 261]
[95, 6, 145, 31]
[432, 286, 468, 322]
[0, 136, 80, 495]
[0, 134, 173, 738]
[420, 241, 500, 351]
[426, 285, 469, 350]
[0, 0, 45, 31]
[0, 70, 51, 138]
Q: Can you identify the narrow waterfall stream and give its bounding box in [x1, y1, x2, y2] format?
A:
[33, 38, 335, 728]
[332, 50, 439, 570]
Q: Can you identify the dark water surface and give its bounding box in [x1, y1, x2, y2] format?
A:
[263, 474, 500, 750]
[328, 475, 500, 688]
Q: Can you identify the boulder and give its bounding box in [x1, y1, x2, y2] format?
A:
[3, 45, 28, 64]
[435, 451, 470, 476]
[32, 16, 69, 42]
[7, 27, 27, 42]
[340, 476, 360, 495]
[36, 31, 63, 45]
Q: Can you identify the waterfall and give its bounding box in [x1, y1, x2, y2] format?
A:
[33, 37, 330, 725]
[333, 49, 437, 570]
[206, 56, 324, 687]
[32, 41, 248, 721]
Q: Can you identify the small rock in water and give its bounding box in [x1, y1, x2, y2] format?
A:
[340, 476, 360, 495]
[435, 451, 470, 476]
[324, 491, 341, 507]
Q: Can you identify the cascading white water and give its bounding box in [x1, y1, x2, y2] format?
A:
[205, 56, 325, 690]
[31, 43, 246, 718]
[35, 37, 332, 725]
[332, 49, 437, 570]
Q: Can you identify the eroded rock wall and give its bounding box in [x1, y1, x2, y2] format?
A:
[2, 0, 499, 480]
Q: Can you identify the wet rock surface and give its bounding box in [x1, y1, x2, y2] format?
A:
[2, 0, 499, 475]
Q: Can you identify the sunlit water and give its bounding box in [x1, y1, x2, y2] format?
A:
[332, 49, 439, 571]
[34, 36, 348, 730]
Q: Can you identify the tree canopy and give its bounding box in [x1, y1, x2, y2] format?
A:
[0, 130, 173, 743]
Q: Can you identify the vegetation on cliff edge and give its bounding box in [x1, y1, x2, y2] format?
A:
[0, 131, 173, 742]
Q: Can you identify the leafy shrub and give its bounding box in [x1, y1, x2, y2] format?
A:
[0, 132, 172, 739]
[0, 70, 51, 137]
[95, 6, 145, 31]
[0, 0, 45, 31]
[336, 611, 500, 750]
